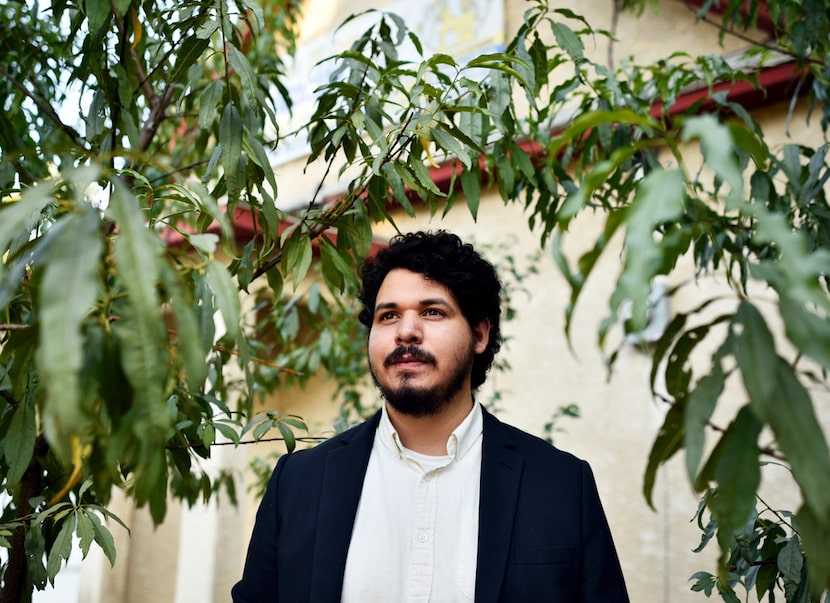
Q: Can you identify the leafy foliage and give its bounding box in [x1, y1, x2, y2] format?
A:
[0, 0, 828, 601]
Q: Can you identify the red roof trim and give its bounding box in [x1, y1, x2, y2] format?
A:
[648, 61, 804, 118]
[163, 206, 387, 257]
[424, 61, 804, 196]
[166, 60, 803, 256]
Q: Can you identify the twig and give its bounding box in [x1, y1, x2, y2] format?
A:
[0, 65, 85, 150]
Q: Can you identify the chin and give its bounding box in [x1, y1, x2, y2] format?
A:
[385, 387, 449, 417]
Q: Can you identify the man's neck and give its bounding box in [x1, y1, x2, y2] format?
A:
[386, 396, 475, 456]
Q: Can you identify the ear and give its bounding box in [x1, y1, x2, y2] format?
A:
[472, 318, 490, 355]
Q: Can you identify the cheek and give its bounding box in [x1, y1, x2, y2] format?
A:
[367, 330, 384, 363]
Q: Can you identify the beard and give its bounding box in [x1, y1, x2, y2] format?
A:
[371, 343, 475, 417]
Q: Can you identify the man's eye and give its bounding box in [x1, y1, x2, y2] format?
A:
[424, 309, 443, 317]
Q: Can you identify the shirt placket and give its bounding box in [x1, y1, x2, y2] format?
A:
[406, 465, 443, 602]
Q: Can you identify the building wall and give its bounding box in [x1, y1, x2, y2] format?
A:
[74, 2, 828, 602]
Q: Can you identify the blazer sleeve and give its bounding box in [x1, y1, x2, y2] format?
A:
[231, 454, 288, 603]
[579, 460, 630, 602]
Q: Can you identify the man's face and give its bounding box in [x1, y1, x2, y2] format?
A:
[367, 268, 490, 417]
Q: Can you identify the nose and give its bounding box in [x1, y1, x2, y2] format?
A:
[395, 312, 422, 344]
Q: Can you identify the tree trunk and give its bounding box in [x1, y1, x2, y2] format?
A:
[1, 441, 44, 603]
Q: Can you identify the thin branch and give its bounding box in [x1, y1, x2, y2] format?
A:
[212, 343, 304, 376]
[148, 159, 212, 184]
[756, 493, 798, 533]
[214, 435, 328, 447]
[608, 0, 621, 69]
[683, 2, 825, 67]
[0, 65, 86, 150]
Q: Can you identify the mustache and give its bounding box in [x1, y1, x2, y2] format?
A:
[384, 345, 436, 367]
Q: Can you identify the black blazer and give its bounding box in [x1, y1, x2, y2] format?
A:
[232, 408, 629, 602]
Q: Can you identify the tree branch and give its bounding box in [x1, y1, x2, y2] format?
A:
[683, 2, 825, 67]
[0, 65, 86, 151]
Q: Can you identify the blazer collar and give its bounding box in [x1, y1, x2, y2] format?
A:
[309, 411, 380, 603]
[475, 408, 524, 603]
[307, 408, 523, 603]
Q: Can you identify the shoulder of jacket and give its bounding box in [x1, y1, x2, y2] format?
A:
[484, 409, 587, 467]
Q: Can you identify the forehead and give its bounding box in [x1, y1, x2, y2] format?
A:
[375, 269, 456, 305]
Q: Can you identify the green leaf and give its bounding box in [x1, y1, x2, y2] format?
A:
[46, 517, 74, 584]
[684, 363, 725, 483]
[171, 36, 210, 83]
[0, 180, 54, 254]
[232, 0, 262, 30]
[733, 302, 830, 521]
[559, 209, 626, 344]
[751, 222, 830, 313]
[112, 304, 170, 446]
[644, 402, 684, 508]
[77, 511, 96, 557]
[37, 206, 103, 453]
[135, 449, 168, 524]
[113, 0, 131, 15]
[25, 524, 48, 589]
[4, 401, 36, 486]
[227, 45, 260, 111]
[86, 510, 117, 566]
[283, 235, 313, 290]
[160, 263, 208, 391]
[381, 162, 409, 210]
[460, 164, 481, 220]
[777, 535, 803, 585]
[548, 109, 655, 159]
[550, 22, 584, 64]
[85, 0, 110, 32]
[409, 158, 443, 196]
[199, 79, 223, 130]
[682, 115, 743, 208]
[779, 295, 830, 370]
[708, 406, 762, 538]
[244, 135, 278, 195]
[186, 233, 218, 255]
[200, 20, 222, 41]
[715, 580, 742, 603]
[797, 504, 830, 594]
[205, 260, 241, 342]
[277, 421, 296, 453]
[266, 265, 284, 299]
[213, 421, 241, 445]
[108, 180, 169, 447]
[220, 103, 244, 203]
[319, 237, 358, 291]
[432, 125, 471, 169]
[465, 55, 529, 86]
[617, 169, 685, 331]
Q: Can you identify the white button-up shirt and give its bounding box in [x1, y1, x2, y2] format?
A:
[341, 402, 483, 602]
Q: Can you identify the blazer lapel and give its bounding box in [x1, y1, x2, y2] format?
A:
[309, 412, 380, 603]
[475, 409, 523, 603]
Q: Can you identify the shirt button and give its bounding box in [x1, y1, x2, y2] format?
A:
[418, 533, 429, 543]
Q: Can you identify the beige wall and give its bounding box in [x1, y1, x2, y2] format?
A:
[71, 2, 828, 603]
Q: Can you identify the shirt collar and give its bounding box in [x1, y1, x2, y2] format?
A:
[378, 400, 483, 462]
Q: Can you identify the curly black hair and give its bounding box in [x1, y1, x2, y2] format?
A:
[358, 230, 502, 389]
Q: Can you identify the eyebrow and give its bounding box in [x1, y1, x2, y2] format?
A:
[374, 298, 453, 313]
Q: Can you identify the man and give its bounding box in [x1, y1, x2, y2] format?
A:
[232, 230, 629, 602]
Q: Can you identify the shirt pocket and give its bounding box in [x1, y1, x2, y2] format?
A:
[513, 545, 575, 566]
